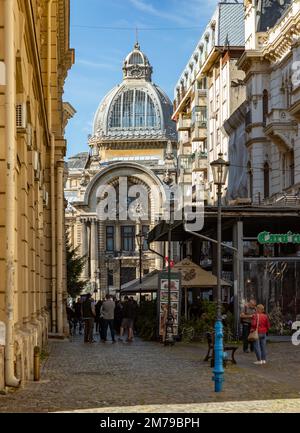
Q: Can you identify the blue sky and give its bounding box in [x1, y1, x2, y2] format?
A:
[64, 0, 217, 157]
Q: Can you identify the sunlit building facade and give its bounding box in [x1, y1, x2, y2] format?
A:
[65, 44, 177, 296]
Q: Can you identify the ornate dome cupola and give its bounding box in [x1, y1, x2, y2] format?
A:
[122, 42, 153, 81]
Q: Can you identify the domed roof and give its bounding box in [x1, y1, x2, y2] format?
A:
[92, 43, 177, 142]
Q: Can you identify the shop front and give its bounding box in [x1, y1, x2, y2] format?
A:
[147, 205, 300, 332]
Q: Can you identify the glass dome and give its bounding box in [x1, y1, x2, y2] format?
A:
[109, 89, 158, 128]
[91, 43, 177, 141]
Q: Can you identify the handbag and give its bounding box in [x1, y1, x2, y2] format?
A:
[248, 314, 259, 342]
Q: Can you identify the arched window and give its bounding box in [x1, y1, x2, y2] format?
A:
[263, 162, 270, 199]
[110, 90, 158, 128]
[110, 94, 122, 127]
[247, 161, 253, 200]
[128, 52, 143, 65]
[135, 90, 146, 127]
[123, 90, 134, 127]
[263, 89, 268, 125]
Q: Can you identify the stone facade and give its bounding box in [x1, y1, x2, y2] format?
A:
[65, 44, 177, 297]
[236, 0, 300, 204]
[0, 0, 74, 388]
[172, 1, 245, 204]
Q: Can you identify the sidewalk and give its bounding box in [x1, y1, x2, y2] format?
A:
[0, 336, 299, 412]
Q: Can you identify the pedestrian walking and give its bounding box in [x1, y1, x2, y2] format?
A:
[250, 304, 271, 365]
[119, 296, 137, 342]
[82, 293, 96, 343]
[95, 299, 102, 333]
[101, 294, 116, 343]
[74, 297, 83, 335]
[240, 298, 257, 353]
[114, 299, 123, 335]
[66, 303, 76, 337]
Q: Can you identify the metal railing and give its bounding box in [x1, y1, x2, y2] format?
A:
[252, 191, 300, 206]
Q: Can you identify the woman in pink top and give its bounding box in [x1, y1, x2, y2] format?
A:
[250, 304, 271, 365]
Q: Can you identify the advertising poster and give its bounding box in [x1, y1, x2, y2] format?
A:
[158, 272, 181, 341]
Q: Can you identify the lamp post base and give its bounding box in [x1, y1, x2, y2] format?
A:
[164, 316, 175, 346]
[212, 319, 224, 392]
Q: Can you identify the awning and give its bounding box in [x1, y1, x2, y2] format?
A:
[173, 258, 231, 287]
[121, 270, 160, 293]
[147, 205, 300, 243]
[120, 259, 231, 293]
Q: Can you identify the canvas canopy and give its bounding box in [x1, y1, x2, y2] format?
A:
[173, 258, 231, 287]
[120, 258, 231, 293]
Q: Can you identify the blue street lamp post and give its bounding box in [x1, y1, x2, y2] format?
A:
[210, 153, 229, 393]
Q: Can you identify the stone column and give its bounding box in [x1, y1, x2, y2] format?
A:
[116, 222, 121, 252]
[81, 218, 88, 278]
[56, 160, 64, 335]
[90, 218, 98, 284]
[233, 220, 244, 338]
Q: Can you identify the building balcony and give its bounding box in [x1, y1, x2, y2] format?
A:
[178, 116, 191, 131]
[265, 109, 297, 150]
[266, 109, 293, 125]
[192, 153, 208, 172]
[191, 121, 207, 141]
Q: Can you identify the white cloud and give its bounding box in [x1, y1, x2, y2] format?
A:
[76, 59, 118, 70]
[128, 0, 192, 26]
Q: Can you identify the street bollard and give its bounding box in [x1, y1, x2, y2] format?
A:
[34, 346, 40, 382]
[212, 320, 224, 392]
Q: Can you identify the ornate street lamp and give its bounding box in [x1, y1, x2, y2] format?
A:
[163, 170, 175, 346]
[136, 231, 144, 304]
[210, 153, 229, 392]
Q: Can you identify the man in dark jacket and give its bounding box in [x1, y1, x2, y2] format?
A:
[82, 293, 96, 343]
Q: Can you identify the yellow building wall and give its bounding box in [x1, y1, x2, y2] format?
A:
[0, 0, 74, 387]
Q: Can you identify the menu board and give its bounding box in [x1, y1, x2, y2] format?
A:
[158, 272, 181, 341]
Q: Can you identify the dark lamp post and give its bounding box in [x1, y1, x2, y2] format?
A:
[210, 152, 229, 393]
[162, 170, 175, 346]
[136, 231, 144, 304]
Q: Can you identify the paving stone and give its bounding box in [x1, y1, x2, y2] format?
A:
[0, 335, 299, 412]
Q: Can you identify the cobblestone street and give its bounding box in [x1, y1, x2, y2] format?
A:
[0, 336, 300, 413]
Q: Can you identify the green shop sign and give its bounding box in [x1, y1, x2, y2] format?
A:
[258, 231, 300, 245]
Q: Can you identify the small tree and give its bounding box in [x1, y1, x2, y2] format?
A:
[66, 236, 87, 299]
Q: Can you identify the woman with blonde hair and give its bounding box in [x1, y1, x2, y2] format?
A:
[250, 304, 270, 365]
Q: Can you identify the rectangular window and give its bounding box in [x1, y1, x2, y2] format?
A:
[107, 268, 114, 287]
[106, 226, 115, 252]
[121, 225, 135, 251]
[121, 267, 136, 285]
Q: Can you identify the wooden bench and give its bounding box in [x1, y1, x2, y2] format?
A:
[204, 332, 238, 367]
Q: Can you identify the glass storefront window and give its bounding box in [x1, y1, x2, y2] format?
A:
[243, 260, 300, 321]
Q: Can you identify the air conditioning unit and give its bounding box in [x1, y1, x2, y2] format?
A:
[16, 103, 27, 129]
[26, 123, 33, 150]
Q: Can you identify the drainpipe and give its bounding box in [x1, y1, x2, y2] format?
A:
[4, 0, 21, 388]
[56, 160, 64, 334]
[47, 0, 57, 333]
